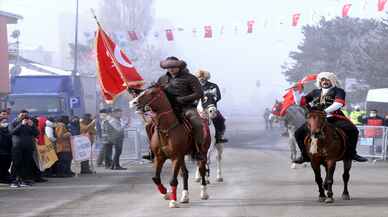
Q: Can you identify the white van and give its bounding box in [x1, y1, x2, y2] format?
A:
[365, 88, 388, 115]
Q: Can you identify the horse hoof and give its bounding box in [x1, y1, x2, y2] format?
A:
[290, 163, 296, 169]
[325, 197, 334, 203]
[180, 190, 189, 203]
[162, 192, 171, 200]
[201, 193, 209, 200]
[318, 197, 326, 202]
[194, 178, 201, 183]
[342, 194, 351, 200]
[169, 200, 179, 208]
[216, 177, 224, 182]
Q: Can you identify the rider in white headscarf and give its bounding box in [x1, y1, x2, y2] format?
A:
[293, 71, 368, 163]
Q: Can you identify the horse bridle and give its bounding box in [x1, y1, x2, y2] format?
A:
[141, 89, 179, 133]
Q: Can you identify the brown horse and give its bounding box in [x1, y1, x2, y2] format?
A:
[129, 85, 211, 208]
[305, 110, 352, 203]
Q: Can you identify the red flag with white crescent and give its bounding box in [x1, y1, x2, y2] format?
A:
[292, 13, 301, 27]
[378, 0, 388, 11]
[165, 29, 174, 41]
[247, 20, 255, 33]
[96, 26, 144, 103]
[204, 25, 213, 38]
[342, 4, 352, 17]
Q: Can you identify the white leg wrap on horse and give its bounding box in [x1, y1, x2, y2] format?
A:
[200, 185, 209, 200]
[180, 190, 190, 203]
[216, 143, 223, 182]
[169, 200, 179, 208]
[195, 167, 201, 182]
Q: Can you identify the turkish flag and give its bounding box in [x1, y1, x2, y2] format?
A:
[204, 25, 212, 38]
[278, 74, 317, 116]
[247, 20, 255, 33]
[165, 29, 174, 41]
[378, 0, 388, 11]
[96, 27, 143, 103]
[128, 31, 138, 41]
[342, 4, 352, 17]
[292, 13, 301, 27]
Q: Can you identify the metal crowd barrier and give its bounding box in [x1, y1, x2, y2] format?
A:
[356, 126, 387, 160]
[121, 127, 149, 160]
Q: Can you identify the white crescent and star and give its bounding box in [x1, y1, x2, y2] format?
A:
[113, 46, 134, 68]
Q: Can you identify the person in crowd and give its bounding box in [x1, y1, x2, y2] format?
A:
[9, 110, 39, 187]
[349, 105, 364, 125]
[0, 114, 13, 184]
[55, 116, 74, 177]
[105, 108, 126, 170]
[361, 109, 384, 126]
[42, 117, 57, 177]
[79, 114, 96, 174]
[263, 108, 272, 130]
[384, 114, 388, 127]
[97, 109, 109, 167]
[30, 116, 48, 183]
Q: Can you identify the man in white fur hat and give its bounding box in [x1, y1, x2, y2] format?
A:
[293, 72, 368, 163]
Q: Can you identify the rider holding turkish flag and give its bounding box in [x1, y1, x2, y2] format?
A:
[293, 72, 368, 164]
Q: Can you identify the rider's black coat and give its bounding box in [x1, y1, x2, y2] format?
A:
[304, 87, 346, 115]
[157, 69, 203, 111]
[201, 81, 221, 105]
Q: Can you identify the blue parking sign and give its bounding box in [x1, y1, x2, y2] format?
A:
[70, 97, 81, 109]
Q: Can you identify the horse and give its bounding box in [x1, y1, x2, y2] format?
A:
[305, 110, 352, 203]
[271, 103, 306, 169]
[129, 85, 211, 208]
[196, 92, 225, 182]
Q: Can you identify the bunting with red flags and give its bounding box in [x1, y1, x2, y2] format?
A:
[128, 31, 138, 41]
[204, 25, 213, 38]
[378, 0, 388, 11]
[165, 29, 174, 41]
[292, 13, 301, 27]
[247, 20, 255, 33]
[342, 4, 352, 17]
[96, 26, 144, 103]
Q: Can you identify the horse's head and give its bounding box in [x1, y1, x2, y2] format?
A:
[201, 93, 218, 119]
[129, 84, 167, 113]
[307, 110, 326, 134]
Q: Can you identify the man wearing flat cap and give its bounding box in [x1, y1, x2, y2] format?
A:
[157, 56, 205, 159]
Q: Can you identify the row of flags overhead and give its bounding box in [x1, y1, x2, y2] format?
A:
[113, 0, 388, 42]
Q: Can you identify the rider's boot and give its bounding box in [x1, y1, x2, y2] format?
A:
[293, 153, 310, 164]
[142, 150, 155, 162]
[352, 154, 368, 162]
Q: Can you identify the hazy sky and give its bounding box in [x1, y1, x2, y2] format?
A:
[1, 0, 385, 110]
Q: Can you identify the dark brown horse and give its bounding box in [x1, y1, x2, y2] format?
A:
[305, 110, 352, 203]
[129, 85, 211, 208]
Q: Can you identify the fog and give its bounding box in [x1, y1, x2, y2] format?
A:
[2, 0, 381, 115]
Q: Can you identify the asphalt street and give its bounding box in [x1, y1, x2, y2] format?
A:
[1, 116, 388, 217]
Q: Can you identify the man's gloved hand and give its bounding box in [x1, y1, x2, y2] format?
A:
[176, 97, 186, 104]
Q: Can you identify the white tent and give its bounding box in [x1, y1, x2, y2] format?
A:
[366, 88, 388, 103]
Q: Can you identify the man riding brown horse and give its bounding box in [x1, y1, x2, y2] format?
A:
[156, 56, 205, 160]
[293, 72, 368, 164]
